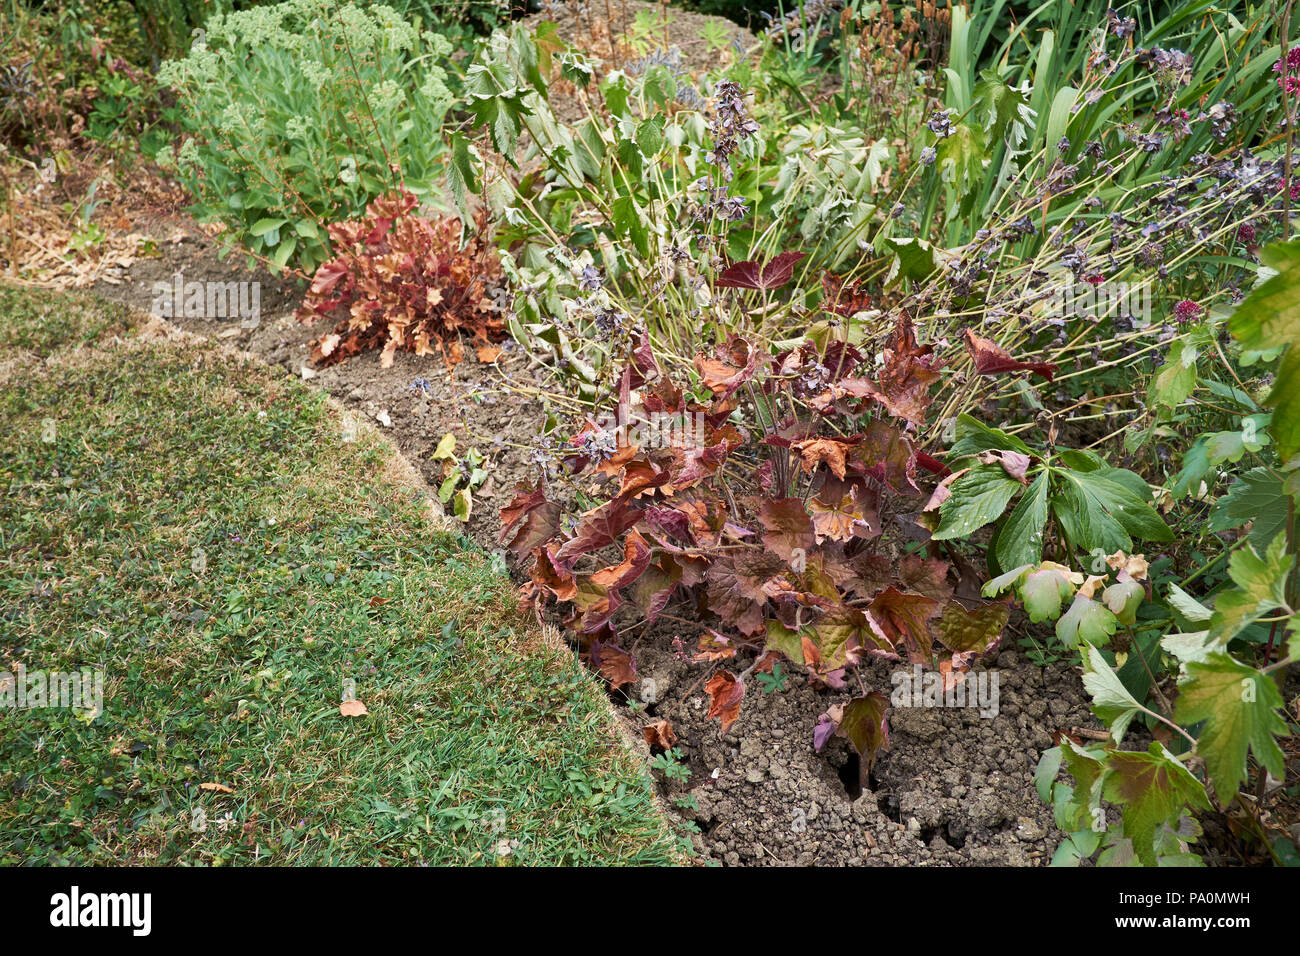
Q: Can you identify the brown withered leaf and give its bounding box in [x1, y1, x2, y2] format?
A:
[199, 782, 235, 793]
[963, 328, 1059, 381]
[792, 436, 857, 480]
[866, 587, 942, 663]
[499, 482, 560, 557]
[589, 640, 637, 690]
[339, 699, 368, 717]
[759, 497, 816, 563]
[643, 719, 678, 752]
[938, 651, 977, 692]
[898, 554, 953, 602]
[866, 313, 944, 425]
[590, 531, 652, 590]
[693, 336, 763, 398]
[808, 478, 880, 543]
[704, 670, 746, 732]
[476, 345, 502, 363]
[695, 628, 738, 662]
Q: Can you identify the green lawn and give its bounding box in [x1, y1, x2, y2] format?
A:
[0, 287, 679, 865]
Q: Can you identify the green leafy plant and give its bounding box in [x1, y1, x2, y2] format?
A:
[431, 431, 490, 523]
[157, 0, 459, 274]
[936, 414, 1173, 575]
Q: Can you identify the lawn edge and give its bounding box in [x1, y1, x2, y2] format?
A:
[45, 294, 687, 864]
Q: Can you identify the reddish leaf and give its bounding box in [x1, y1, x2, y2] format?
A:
[527, 546, 577, 602]
[578, 588, 624, 633]
[616, 460, 671, 501]
[554, 500, 641, 563]
[820, 547, 892, 599]
[849, 421, 919, 494]
[866, 587, 942, 663]
[821, 271, 873, 317]
[498, 482, 560, 557]
[704, 671, 745, 732]
[643, 506, 696, 544]
[629, 559, 682, 622]
[979, 448, 1031, 483]
[814, 693, 891, 776]
[589, 640, 637, 690]
[868, 314, 944, 424]
[923, 466, 971, 513]
[693, 336, 762, 398]
[915, 450, 952, 478]
[706, 551, 783, 635]
[808, 479, 880, 543]
[590, 531, 652, 590]
[668, 435, 733, 488]
[759, 497, 816, 563]
[715, 250, 806, 290]
[963, 329, 1059, 381]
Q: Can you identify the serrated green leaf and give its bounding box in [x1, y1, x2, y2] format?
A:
[1080, 642, 1141, 741]
[949, 414, 1034, 457]
[933, 464, 1020, 540]
[1165, 583, 1212, 625]
[1102, 743, 1210, 867]
[1210, 466, 1288, 552]
[1209, 535, 1293, 640]
[1228, 238, 1300, 459]
[1174, 650, 1288, 803]
[994, 470, 1049, 570]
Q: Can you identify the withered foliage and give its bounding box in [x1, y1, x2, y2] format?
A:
[297, 190, 504, 367]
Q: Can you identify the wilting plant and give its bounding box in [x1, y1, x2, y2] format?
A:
[296, 189, 504, 367]
[497, 261, 1076, 775]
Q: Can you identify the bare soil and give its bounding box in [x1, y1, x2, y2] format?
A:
[89, 217, 547, 548]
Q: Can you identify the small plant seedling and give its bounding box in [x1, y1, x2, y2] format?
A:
[757, 662, 789, 694]
[650, 748, 692, 783]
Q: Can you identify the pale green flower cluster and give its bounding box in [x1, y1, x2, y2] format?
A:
[156, 0, 465, 275]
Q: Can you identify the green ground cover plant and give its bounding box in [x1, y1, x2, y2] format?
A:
[0, 287, 679, 865]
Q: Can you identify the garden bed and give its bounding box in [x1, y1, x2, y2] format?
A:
[87, 215, 1108, 868]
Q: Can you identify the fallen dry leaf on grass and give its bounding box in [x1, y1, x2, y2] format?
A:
[476, 345, 503, 363]
[339, 699, 369, 717]
[199, 782, 234, 794]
